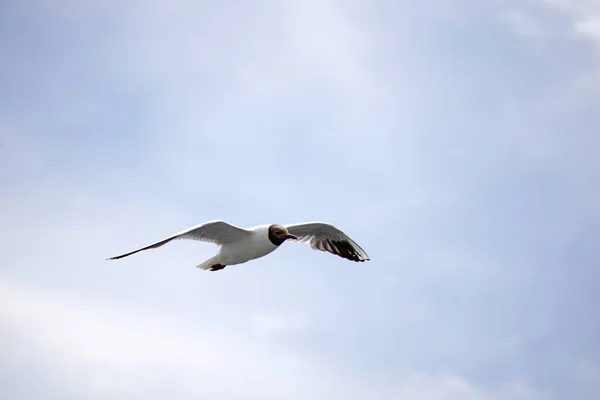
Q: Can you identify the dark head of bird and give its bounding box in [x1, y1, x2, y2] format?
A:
[268, 224, 298, 246]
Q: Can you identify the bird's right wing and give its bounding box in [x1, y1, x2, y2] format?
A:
[107, 220, 251, 260]
[285, 221, 370, 262]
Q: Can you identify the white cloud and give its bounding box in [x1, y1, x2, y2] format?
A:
[251, 311, 311, 336]
[0, 278, 328, 398]
[502, 9, 544, 38]
[573, 360, 600, 400]
[574, 15, 600, 46]
[543, 0, 600, 47]
[501, 1, 600, 56]
[0, 278, 545, 400]
[496, 2, 600, 183]
[390, 374, 543, 400]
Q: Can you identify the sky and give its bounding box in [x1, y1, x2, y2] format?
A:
[1, 0, 599, 399]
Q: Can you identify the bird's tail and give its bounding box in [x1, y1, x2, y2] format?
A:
[197, 256, 219, 271]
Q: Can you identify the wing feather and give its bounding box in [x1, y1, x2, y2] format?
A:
[107, 220, 250, 260]
[285, 222, 370, 262]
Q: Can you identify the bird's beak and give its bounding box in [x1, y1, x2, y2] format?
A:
[285, 233, 298, 240]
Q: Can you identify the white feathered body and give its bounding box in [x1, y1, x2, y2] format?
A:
[214, 225, 277, 265]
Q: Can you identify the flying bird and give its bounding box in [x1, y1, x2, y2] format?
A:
[107, 220, 369, 271]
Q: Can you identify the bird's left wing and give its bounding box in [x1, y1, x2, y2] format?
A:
[285, 222, 370, 262]
[107, 220, 251, 260]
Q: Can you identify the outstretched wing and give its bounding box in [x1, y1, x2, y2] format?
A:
[285, 222, 370, 262]
[107, 220, 251, 260]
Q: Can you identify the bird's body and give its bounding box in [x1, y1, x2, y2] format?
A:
[108, 220, 369, 271]
[213, 224, 277, 266]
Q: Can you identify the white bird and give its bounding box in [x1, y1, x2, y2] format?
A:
[107, 220, 370, 271]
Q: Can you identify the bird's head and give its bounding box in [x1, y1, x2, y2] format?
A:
[268, 224, 298, 246]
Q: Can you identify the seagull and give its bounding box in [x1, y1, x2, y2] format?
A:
[107, 220, 369, 271]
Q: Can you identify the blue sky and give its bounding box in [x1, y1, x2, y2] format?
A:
[1, 0, 599, 398]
